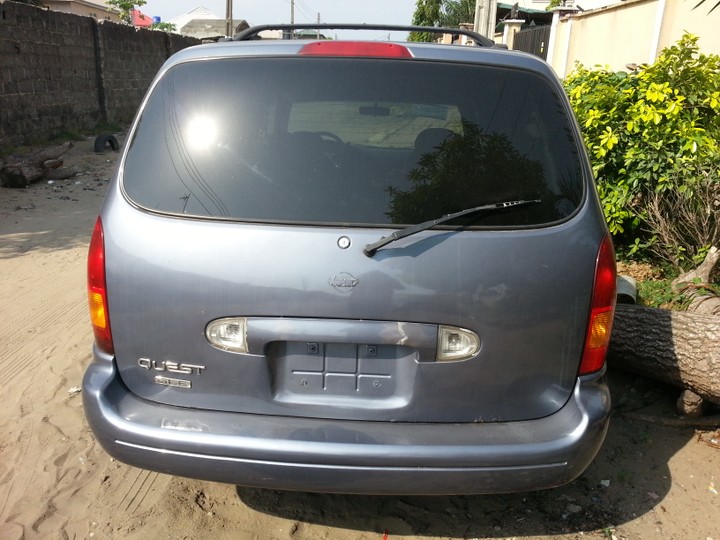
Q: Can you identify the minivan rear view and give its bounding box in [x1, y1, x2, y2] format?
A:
[83, 25, 616, 495]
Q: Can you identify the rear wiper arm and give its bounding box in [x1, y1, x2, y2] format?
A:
[363, 199, 541, 257]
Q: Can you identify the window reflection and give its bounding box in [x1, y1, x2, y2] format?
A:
[185, 115, 218, 152]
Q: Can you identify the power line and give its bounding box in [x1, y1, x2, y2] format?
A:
[283, 0, 315, 23]
[293, 1, 315, 22]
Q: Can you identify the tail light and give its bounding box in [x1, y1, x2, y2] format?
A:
[578, 235, 616, 375]
[88, 217, 114, 354]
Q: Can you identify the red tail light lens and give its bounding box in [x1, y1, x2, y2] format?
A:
[88, 217, 114, 354]
[299, 41, 412, 58]
[579, 235, 616, 375]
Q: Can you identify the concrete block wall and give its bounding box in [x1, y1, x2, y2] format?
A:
[0, 1, 201, 147]
[96, 22, 168, 126]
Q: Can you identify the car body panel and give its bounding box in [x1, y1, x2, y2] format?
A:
[84, 346, 610, 495]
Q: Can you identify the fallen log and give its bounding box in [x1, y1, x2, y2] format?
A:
[0, 142, 73, 188]
[608, 303, 720, 405]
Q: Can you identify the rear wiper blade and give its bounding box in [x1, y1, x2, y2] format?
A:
[363, 199, 541, 257]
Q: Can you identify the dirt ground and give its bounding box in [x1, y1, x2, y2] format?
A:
[0, 137, 718, 540]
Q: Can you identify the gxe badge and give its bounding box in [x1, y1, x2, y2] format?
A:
[138, 358, 206, 389]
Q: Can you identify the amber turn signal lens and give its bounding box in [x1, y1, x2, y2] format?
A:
[88, 291, 107, 329]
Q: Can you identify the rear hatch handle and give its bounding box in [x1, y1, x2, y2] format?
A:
[363, 199, 541, 257]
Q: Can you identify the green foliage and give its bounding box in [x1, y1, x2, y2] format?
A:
[637, 278, 686, 308]
[408, 0, 475, 42]
[409, 0, 442, 42]
[441, 0, 475, 26]
[151, 22, 176, 32]
[564, 34, 720, 262]
[105, 0, 147, 24]
[642, 161, 719, 268]
[638, 277, 720, 309]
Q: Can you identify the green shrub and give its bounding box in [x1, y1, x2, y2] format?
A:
[564, 34, 720, 265]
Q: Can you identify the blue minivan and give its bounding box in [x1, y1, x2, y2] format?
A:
[83, 25, 616, 495]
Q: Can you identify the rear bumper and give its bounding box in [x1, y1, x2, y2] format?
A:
[83, 347, 611, 495]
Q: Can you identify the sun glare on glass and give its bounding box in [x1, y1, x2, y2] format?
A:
[185, 115, 217, 150]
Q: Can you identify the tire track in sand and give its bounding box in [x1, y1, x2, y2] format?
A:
[118, 469, 166, 514]
[0, 238, 95, 531]
[0, 248, 88, 387]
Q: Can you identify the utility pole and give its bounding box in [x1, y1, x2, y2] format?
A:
[291, 0, 295, 24]
[225, 0, 233, 37]
[473, 0, 482, 34]
[488, 0, 497, 39]
[317, 13, 320, 39]
[473, 0, 497, 38]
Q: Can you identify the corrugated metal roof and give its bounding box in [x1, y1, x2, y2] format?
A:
[497, 2, 550, 15]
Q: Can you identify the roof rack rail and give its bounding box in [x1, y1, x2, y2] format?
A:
[233, 24, 496, 47]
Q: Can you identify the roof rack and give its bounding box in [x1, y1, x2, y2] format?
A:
[233, 24, 496, 47]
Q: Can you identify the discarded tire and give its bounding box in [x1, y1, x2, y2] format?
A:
[94, 134, 119, 153]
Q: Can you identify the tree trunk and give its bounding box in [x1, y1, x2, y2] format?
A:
[0, 142, 73, 188]
[608, 304, 720, 405]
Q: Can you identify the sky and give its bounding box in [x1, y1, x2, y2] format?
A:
[140, 0, 420, 40]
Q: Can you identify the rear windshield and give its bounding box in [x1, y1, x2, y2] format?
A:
[123, 56, 584, 227]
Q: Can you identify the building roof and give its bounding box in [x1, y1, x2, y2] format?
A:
[166, 7, 220, 30]
[43, 0, 119, 16]
[164, 7, 253, 39]
[497, 2, 549, 15]
[131, 8, 153, 28]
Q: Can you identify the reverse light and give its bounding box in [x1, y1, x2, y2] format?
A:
[206, 317, 248, 353]
[88, 217, 114, 354]
[437, 325, 480, 362]
[578, 235, 617, 375]
[299, 41, 412, 58]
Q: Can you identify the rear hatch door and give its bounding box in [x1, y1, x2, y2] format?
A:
[108, 49, 603, 423]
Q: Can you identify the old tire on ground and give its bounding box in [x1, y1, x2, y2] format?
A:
[94, 134, 119, 153]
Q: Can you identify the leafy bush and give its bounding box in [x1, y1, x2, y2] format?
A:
[643, 163, 719, 267]
[564, 34, 720, 266]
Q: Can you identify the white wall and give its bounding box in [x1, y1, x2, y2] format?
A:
[546, 0, 720, 78]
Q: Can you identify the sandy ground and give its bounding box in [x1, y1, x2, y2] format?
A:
[0, 137, 719, 540]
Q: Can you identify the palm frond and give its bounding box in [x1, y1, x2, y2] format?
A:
[693, 0, 720, 13]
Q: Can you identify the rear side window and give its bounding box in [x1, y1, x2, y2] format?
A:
[123, 57, 584, 227]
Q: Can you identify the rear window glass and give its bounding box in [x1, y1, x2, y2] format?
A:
[123, 57, 584, 227]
